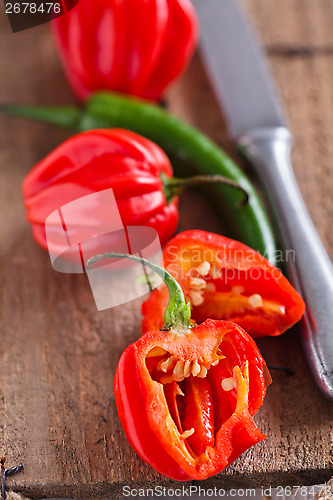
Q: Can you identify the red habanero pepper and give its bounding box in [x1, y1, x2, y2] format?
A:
[22, 130, 246, 254]
[52, 0, 198, 102]
[142, 230, 305, 338]
[87, 252, 271, 481]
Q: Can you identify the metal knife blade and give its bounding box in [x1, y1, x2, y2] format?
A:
[192, 0, 333, 399]
[192, 0, 286, 137]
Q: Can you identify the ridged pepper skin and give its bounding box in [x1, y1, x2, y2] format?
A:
[52, 0, 198, 102]
[114, 320, 271, 481]
[22, 129, 178, 252]
[142, 230, 305, 338]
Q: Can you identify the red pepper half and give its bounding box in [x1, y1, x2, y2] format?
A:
[52, 0, 198, 102]
[87, 251, 271, 481]
[22, 130, 246, 255]
[142, 230, 305, 338]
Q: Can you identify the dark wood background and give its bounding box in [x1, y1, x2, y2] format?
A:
[0, 1, 332, 498]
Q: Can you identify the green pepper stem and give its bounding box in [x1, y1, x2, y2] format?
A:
[0, 104, 81, 129]
[162, 173, 249, 208]
[87, 252, 191, 330]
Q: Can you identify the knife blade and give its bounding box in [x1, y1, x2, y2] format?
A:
[192, 0, 333, 399]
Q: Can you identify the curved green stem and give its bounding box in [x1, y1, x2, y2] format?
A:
[162, 173, 249, 207]
[87, 252, 191, 331]
[0, 104, 81, 129]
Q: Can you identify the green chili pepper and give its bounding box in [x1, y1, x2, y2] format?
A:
[0, 92, 277, 264]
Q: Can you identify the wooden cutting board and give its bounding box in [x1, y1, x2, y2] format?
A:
[0, 1, 332, 498]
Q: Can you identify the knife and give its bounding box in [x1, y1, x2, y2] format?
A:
[192, 0, 333, 399]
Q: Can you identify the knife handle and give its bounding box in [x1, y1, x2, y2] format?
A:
[239, 127, 333, 400]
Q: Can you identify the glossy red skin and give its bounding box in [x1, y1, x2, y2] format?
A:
[142, 230, 306, 338]
[114, 320, 271, 481]
[52, 0, 198, 102]
[22, 129, 178, 253]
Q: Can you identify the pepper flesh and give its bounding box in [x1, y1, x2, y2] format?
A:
[115, 320, 271, 481]
[142, 230, 305, 338]
[52, 0, 198, 101]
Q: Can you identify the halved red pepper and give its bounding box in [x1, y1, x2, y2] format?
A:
[142, 230, 305, 338]
[88, 251, 271, 481]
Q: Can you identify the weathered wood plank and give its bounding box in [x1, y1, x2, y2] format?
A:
[0, 1, 332, 498]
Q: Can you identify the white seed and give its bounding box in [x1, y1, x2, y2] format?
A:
[173, 374, 185, 382]
[160, 374, 174, 384]
[196, 261, 211, 276]
[188, 290, 204, 307]
[181, 428, 195, 439]
[206, 282, 216, 293]
[197, 365, 208, 378]
[184, 360, 191, 377]
[192, 360, 201, 377]
[158, 355, 176, 373]
[211, 360, 219, 366]
[175, 384, 185, 397]
[232, 285, 245, 295]
[190, 277, 207, 290]
[210, 264, 222, 279]
[222, 377, 235, 391]
[174, 360, 185, 379]
[248, 294, 263, 308]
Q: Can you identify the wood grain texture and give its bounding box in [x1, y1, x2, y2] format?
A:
[0, 0, 332, 498]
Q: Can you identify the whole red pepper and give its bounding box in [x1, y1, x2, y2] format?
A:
[88, 252, 271, 481]
[22, 130, 246, 254]
[52, 0, 198, 102]
[142, 230, 305, 338]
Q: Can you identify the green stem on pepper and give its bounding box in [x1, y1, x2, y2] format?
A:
[162, 173, 249, 207]
[87, 252, 191, 330]
[0, 104, 81, 129]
